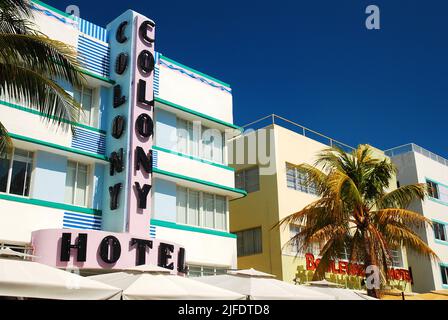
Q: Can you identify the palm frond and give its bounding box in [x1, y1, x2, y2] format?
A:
[0, 63, 81, 126]
[377, 184, 427, 209]
[0, 0, 34, 34]
[0, 34, 83, 86]
[384, 223, 438, 260]
[0, 120, 12, 155]
[371, 208, 432, 229]
[290, 163, 328, 195]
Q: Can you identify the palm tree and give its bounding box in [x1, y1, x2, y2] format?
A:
[278, 144, 437, 298]
[0, 0, 83, 154]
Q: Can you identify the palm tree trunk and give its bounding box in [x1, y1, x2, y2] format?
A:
[364, 233, 381, 299]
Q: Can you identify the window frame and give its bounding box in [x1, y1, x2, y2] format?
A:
[434, 221, 447, 242]
[0, 147, 34, 197]
[176, 117, 225, 165]
[74, 85, 96, 127]
[186, 264, 228, 277]
[235, 226, 263, 257]
[440, 264, 448, 286]
[235, 166, 260, 193]
[286, 163, 318, 195]
[64, 160, 91, 207]
[427, 179, 440, 199]
[176, 186, 228, 231]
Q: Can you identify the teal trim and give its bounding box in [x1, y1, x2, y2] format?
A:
[426, 177, 448, 190]
[155, 97, 243, 132]
[79, 68, 115, 85]
[152, 145, 235, 171]
[152, 167, 247, 197]
[432, 219, 448, 246]
[429, 197, 448, 207]
[440, 263, 448, 288]
[0, 100, 106, 134]
[159, 54, 230, 88]
[0, 192, 102, 216]
[432, 218, 448, 226]
[151, 219, 237, 239]
[435, 239, 448, 246]
[31, 0, 75, 20]
[9, 133, 108, 161]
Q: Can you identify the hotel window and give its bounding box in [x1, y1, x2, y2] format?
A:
[187, 265, 228, 277]
[441, 265, 448, 286]
[0, 148, 33, 197]
[427, 180, 439, 199]
[65, 161, 89, 207]
[235, 227, 262, 257]
[427, 179, 448, 203]
[434, 222, 447, 241]
[390, 249, 403, 268]
[235, 167, 260, 193]
[288, 225, 322, 255]
[74, 86, 97, 127]
[176, 186, 227, 230]
[286, 163, 318, 195]
[176, 118, 225, 164]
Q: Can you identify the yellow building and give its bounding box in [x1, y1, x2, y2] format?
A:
[228, 115, 413, 291]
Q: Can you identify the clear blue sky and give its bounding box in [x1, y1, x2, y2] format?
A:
[46, 0, 448, 157]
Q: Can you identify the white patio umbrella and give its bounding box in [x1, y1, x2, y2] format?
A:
[305, 279, 343, 287]
[196, 268, 335, 300]
[0, 256, 122, 300]
[304, 286, 377, 300]
[88, 264, 245, 300]
[303, 279, 377, 300]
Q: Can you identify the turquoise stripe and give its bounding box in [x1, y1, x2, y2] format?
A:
[155, 97, 243, 132]
[152, 145, 234, 171]
[0, 193, 102, 216]
[151, 219, 237, 239]
[153, 167, 247, 197]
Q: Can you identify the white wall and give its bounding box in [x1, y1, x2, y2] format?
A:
[392, 151, 448, 291]
[154, 225, 237, 268]
[154, 148, 235, 190]
[0, 200, 64, 244]
[157, 59, 233, 124]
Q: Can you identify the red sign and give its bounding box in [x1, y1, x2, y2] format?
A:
[305, 253, 412, 282]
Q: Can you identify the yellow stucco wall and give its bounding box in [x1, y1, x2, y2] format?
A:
[229, 124, 412, 291]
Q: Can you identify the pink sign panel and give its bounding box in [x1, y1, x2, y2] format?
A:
[31, 229, 185, 272]
[126, 15, 156, 236]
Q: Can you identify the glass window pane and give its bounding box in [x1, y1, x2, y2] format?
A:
[188, 190, 199, 226]
[201, 126, 213, 161]
[245, 167, 260, 193]
[235, 171, 245, 190]
[203, 193, 215, 229]
[176, 186, 187, 224]
[189, 122, 199, 157]
[187, 265, 202, 277]
[177, 119, 188, 154]
[75, 163, 88, 206]
[441, 266, 448, 285]
[215, 195, 226, 230]
[81, 88, 92, 125]
[9, 150, 32, 196]
[0, 152, 11, 193]
[212, 130, 223, 164]
[64, 161, 76, 204]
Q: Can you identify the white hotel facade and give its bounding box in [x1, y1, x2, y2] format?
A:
[386, 144, 448, 292]
[0, 1, 245, 275]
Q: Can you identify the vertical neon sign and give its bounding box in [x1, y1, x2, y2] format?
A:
[126, 15, 155, 235]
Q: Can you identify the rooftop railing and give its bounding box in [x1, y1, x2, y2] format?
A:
[385, 143, 448, 167]
[241, 114, 355, 152]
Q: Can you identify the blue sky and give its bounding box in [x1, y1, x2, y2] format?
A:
[46, 0, 448, 157]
